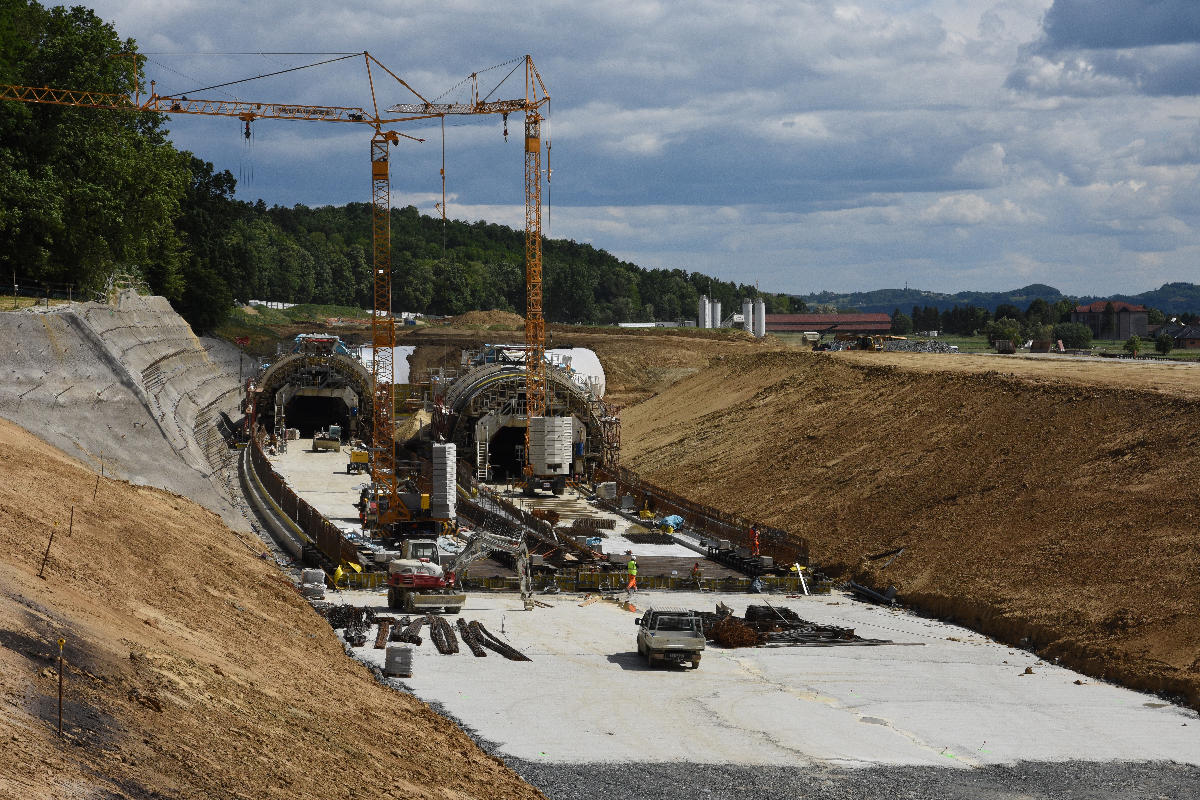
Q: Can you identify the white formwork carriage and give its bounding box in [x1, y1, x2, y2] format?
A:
[431, 442, 456, 519]
[529, 416, 574, 476]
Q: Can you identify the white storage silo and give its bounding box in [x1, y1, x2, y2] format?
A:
[754, 298, 767, 338]
[710, 300, 722, 329]
[698, 295, 711, 328]
[742, 299, 754, 334]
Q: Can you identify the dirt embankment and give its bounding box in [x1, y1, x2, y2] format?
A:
[0, 419, 542, 800]
[620, 350, 1200, 707]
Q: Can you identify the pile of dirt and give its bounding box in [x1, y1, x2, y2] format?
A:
[448, 310, 525, 328]
[620, 350, 1200, 708]
[0, 419, 542, 800]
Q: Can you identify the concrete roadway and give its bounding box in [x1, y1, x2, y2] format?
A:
[268, 439, 367, 533]
[333, 588, 1200, 769]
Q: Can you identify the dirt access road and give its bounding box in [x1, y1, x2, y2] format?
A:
[620, 347, 1200, 710]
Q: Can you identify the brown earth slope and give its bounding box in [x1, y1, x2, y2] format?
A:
[0, 419, 542, 800]
[402, 325, 768, 407]
[620, 350, 1200, 708]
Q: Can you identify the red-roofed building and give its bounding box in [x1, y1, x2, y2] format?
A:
[1071, 301, 1148, 339]
[765, 313, 891, 334]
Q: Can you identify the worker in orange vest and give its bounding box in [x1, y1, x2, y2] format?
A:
[750, 526, 760, 557]
[626, 555, 637, 591]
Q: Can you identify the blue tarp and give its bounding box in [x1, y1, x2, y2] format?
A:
[661, 515, 684, 528]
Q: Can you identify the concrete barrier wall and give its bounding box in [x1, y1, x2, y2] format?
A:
[246, 436, 364, 568]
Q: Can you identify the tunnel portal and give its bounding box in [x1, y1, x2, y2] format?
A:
[254, 349, 373, 442]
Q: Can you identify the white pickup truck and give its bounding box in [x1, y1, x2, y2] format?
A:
[636, 607, 704, 669]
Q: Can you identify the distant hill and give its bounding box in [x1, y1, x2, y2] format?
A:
[796, 283, 1200, 314]
[1081, 282, 1200, 316]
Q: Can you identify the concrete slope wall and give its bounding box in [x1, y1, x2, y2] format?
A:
[0, 292, 248, 529]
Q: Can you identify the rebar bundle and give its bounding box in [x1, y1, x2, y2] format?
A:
[456, 618, 488, 657]
[470, 621, 531, 661]
[427, 614, 460, 655]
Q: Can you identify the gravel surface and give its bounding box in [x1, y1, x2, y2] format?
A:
[503, 759, 1200, 800]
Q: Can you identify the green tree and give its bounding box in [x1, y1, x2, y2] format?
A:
[1123, 335, 1142, 356]
[986, 317, 1021, 346]
[1025, 298, 1052, 326]
[995, 303, 1022, 321]
[1102, 302, 1117, 338]
[1051, 322, 1092, 349]
[0, 2, 188, 298]
[890, 308, 913, 334]
[1155, 332, 1173, 355]
[1147, 307, 1165, 325]
[1051, 298, 1076, 323]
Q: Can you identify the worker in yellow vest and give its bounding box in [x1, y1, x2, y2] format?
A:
[626, 555, 637, 591]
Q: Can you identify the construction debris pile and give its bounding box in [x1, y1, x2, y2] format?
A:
[314, 604, 532, 662]
[697, 604, 893, 648]
[823, 338, 957, 353]
[883, 339, 959, 354]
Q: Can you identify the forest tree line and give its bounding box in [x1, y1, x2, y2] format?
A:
[0, 1, 796, 332]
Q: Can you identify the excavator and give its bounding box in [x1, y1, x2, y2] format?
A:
[386, 531, 535, 613]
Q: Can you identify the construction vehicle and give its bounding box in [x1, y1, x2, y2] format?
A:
[313, 425, 342, 452]
[346, 447, 370, 474]
[386, 531, 533, 612]
[636, 607, 705, 669]
[857, 335, 884, 351]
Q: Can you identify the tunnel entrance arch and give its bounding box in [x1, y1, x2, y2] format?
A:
[255, 351, 374, 442]
[435, 352, 618, 481]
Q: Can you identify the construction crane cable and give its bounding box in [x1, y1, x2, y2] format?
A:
[140, 51, 362, 56]
[178, 53, 361, 96]
[430, 57, 522, 105]
[145, 58, 239, 100]
[480, 60, 524, 104]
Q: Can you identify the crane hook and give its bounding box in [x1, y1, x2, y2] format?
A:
[243, 120, 252, 140]
[502, 112, 508, 142]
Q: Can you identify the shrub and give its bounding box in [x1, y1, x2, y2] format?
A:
[1051, 322, 1093, 349]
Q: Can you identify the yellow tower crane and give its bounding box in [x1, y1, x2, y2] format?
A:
[389, 55, 551, 482]
[2, 51, 554, 522]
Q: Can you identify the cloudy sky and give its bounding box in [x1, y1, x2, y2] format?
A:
[85, 0, 1200, 295]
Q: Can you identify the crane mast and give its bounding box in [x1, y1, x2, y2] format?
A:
[523, 109, 546, 458]
[388, 55, 550, 481]
[370, 130, 400, 524]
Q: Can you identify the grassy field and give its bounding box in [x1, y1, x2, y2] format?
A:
[1087, 338, 1200, 361]
[0, 296, 71, 311]
[929, 334, 991, 353]
[214, 303, 372, 355]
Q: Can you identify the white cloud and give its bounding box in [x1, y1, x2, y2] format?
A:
[919, 194, 1040, 225]
[72, 0, 1200, 295]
